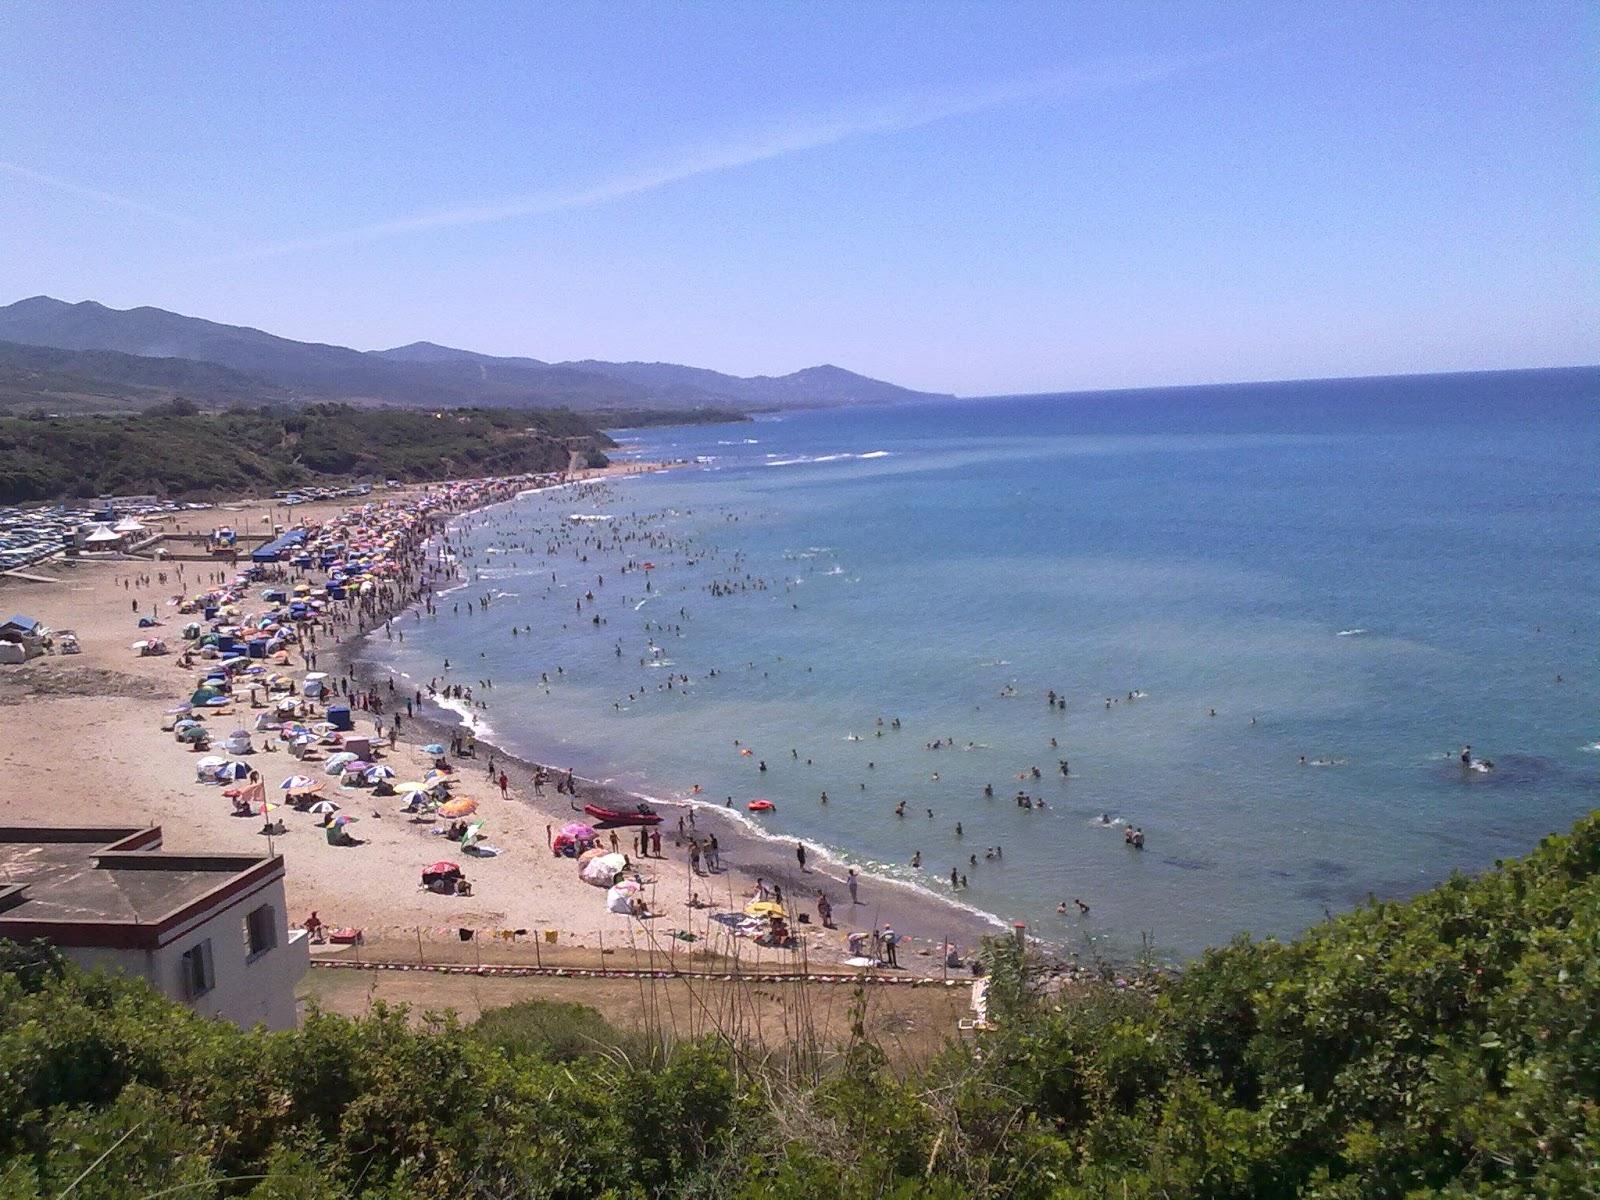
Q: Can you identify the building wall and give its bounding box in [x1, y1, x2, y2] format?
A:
[60, 876, 308, 1031]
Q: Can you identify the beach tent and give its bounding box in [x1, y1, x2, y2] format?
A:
[421, 861, 462, 888]
[606, 879, 643, 914]
[580, 852, 628, 887]
[1, 615, 48, 659]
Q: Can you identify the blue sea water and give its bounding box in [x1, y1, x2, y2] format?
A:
[376, 368, 1600, 961]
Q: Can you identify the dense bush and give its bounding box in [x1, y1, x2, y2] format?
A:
[0, 404, 613, 502]
[1, 809, 1596, 1198]
[471, 997, 646, 1063]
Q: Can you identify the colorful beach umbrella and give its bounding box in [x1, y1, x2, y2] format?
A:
[307, 800, 340, 814]
[438, 797, 479, 818]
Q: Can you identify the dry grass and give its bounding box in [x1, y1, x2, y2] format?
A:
[299, 964, 975, 1070]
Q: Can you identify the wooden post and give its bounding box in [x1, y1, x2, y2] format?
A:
[416, 926, 424, 964]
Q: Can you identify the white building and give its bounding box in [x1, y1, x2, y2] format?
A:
[0, 826, 308, 1030]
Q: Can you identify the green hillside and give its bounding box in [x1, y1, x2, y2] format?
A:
[0, 339, 293, 414]
[2, 809, 1596, 1198]
[0, 296, 955, 414]
[0, 403, 612, 503]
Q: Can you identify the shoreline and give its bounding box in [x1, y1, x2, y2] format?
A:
[332, 472, 1021, 972]
[0, 462, 1117, 986]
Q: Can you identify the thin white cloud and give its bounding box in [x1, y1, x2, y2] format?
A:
[204, 55, 1186, 265]
[0, 158, 210, 231]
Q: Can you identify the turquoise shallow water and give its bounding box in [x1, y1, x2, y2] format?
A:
[376, 369, 1600, 961]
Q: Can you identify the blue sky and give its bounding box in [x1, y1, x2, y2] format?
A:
[1, 2, 1594, 394]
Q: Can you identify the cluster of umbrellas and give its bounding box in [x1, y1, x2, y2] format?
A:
[195, 755, 252, 782]
[551, 821, 598, 858]
[565, 837, 647, 916]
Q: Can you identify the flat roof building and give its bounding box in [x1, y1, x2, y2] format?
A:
[0, 826, 307, 1030]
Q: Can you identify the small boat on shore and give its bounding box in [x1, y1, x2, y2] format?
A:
[581, 801, 662, 826]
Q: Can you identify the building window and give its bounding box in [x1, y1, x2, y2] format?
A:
[244, 904, 277, 960]
[180, 940, 214, 998]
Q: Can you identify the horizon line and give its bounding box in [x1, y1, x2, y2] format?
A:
[0, 291, 1592, 400]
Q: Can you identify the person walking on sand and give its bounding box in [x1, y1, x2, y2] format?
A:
[497, 771, 508, 799]
[883, 925, 899, 968]
[848, 868, 859, 905]
[650, 828, 662, 857]
[796, 842, 808, 871]
[816, 890, 833, 928]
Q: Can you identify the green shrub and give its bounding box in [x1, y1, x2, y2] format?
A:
[470, 998, 634, 1063]
[0, 808, 1596, 1197]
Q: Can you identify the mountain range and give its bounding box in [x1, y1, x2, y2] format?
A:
[0, 296, 952, 415]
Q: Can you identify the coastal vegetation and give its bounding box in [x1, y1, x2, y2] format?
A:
[0, 403, 614, 503]
[2, 809, 1596, 1197]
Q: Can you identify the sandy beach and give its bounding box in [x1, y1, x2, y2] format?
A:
[0, 466, 1002, 980]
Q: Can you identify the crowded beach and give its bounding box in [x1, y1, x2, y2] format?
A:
[0, 465, 998, 979]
